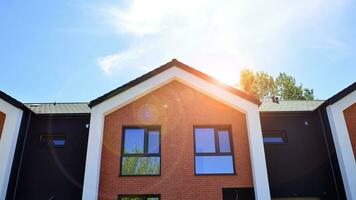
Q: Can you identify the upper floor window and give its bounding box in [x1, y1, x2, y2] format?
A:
[263, 130, 287, 144]
[0, 112, 6, 140]
[194, 126, 235, 175]
[120, 126, 160, 176]
[40, 135, 66, 147]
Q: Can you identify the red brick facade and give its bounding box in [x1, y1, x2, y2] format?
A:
[0, 111, 5, 139]
[344, 103, 356, 159]
[98, 81, 253, 200]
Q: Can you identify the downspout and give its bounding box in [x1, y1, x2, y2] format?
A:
[318, 108, 341, 199]
[12, 111, 32, 200]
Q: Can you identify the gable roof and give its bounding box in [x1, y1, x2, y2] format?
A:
[260, 100, 324, 112]
[0, 90, 25, 110]
[25, 103, 91, 114]
[89, 59, 260, 107]
[321, 82, 356, 107]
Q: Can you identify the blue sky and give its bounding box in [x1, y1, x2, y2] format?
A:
[0, 0, 355, 103]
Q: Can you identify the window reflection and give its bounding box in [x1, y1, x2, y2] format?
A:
[195, 156, 234, 174]
[121, 157, 160, 175]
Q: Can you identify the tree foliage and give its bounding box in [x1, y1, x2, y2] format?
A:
[121, 157, 160, 175]
[240, 69, 314, 100]
[121, 149, 160, 175]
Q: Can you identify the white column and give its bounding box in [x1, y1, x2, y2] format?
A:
[327, 92, 356, 200]
[247, 107, 271, 200]
[82, 108, 104, 200]
[0, 99, 23, 200]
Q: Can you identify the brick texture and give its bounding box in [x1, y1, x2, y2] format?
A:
[98, 81, 253, 200]
[344, 103, 356, 160]
[0, 111, 5, 139]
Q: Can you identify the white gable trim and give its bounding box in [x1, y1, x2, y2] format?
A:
[0, 99, 23, 200]
[327, 90, 356, 200]
[82, 66, 270, 200]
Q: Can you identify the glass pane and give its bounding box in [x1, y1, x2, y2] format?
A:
[124, 129, 145, 154]
[218, 131, 231, 152]
[121, 157, 160, 175]
[120, 197, 144, 200]
[195, 128, 216, 153]
[148, 130, 159, 154]
[195, 156, 234, 174]
[52, 139, 66, 146]
[147, 198, 160, 200]
[40, 135, 66, 147]
[263, 136, 284, 144]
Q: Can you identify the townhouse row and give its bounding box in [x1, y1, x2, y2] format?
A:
[0, 59, 355, 200]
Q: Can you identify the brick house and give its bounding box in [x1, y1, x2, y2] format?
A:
[0, 59, 355, 200]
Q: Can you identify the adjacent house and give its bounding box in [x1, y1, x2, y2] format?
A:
[0, 59, 355, 200]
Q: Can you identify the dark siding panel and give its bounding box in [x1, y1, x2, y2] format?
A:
[14, 115, 89, 200]
[261, 112, 340, 199]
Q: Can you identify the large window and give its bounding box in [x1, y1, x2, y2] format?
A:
[263, 130, 287, 144]
[40, 135, 66, 147]
[121, 127, 160, 176]
[194, 126, 235, 175]
[118, 195, 160, 200]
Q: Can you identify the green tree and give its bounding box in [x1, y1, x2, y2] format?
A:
[240, 69, 255, 95]
[240, 70, 314, 100]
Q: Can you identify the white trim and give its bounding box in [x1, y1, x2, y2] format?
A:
[0, 99, 23, 200]
[326, 90, 356, 200]
[82, 66, 271, 200]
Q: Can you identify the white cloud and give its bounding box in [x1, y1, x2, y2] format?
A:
[95, 0, 349, 84]
[97, 47, 145, 75]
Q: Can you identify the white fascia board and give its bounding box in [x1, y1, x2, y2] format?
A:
[326, 90, 356, 200]
[0, 98, 23, 200]
[82, 66, 271, 200]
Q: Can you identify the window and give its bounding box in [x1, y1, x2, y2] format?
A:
[40, 135, 66, 147]
[121, 127, 160, 176]
[118, 195, 160, 200]
[263, 131, 287, 144]
[0, 112, 6, 140]
[194, 126, 235, 175]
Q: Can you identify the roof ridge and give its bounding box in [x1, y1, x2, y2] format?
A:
[89, 59, 260, 107]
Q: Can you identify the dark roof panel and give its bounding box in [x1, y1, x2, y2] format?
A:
[25, 103, 91, 114]
[260, 100, 324, 112]
[89, 59, 260, 107]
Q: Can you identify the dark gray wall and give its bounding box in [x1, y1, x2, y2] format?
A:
[260, 112, 343, 199]
[11, 115, 89, 200]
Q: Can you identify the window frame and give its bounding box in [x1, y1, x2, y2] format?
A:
[193, 125, 236, 175]
[262, 130, 288, 144]
[120, 126, 161, 176]
[118, 194, 160, 200]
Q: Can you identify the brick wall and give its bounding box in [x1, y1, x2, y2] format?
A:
[0, 111, 5, 139]
[344, 103, 356, 159]
[98, 81, 253, 200]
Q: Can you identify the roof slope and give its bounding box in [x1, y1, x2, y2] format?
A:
[0, 90, 25, 109]
[25, 103, 91, 114]
[89, 59, 260, 107]
[259, 100, 324, 112]
[321, 82, 355, 107]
